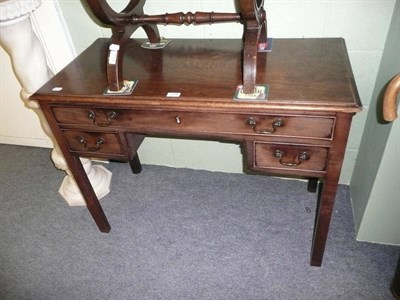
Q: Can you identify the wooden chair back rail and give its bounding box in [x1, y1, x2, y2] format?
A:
[383, 73, 400, 122]
[84, 0, 267, 93]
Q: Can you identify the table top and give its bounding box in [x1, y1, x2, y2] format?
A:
[32, 38, 362, 113]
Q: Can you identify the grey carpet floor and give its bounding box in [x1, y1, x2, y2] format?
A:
[0, 144, 398, 300]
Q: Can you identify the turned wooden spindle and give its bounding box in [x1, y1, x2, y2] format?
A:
[131, 12, 242, 25]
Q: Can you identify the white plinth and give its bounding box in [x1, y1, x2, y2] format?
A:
[59, 163, 112, 206]
[0, 6, 113, 207]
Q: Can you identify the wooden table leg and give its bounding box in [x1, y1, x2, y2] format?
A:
[68, 155, 111, 232]
[310, 178, 338, 266]
[39, 104, 111, 232]
[129, 153, 142, 174]
[310, 113, 353, 266]
[307, 178, 319, 193]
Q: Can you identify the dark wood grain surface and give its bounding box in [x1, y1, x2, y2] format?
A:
[34, 38, 361, 112]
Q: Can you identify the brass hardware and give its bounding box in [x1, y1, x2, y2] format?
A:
[247, 117, 284, 134]
[107, 111, 118, 121]
[274, 149, 310, 167]
[78, 136, 105, 152]
[96, 138, 105, 147]
[78, 136, 86, 144]
[175, 116, 182, 124]
[87, 110, 118, 127]
[88, 110, 96, 119]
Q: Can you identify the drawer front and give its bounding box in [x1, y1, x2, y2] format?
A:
[62, 130, 124, 156]
[52, 107, 334, 139]
[248, 141, 328, 174]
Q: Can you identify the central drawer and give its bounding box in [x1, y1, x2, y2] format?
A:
[52, 107, 335, 140]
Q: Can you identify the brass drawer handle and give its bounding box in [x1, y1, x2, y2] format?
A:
[88, 110, 118, 127]
[274, 149, 310, 167]
[78, 136, 105, 152]
[247, 117, 284, 134]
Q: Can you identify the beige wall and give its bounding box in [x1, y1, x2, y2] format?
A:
[1, 0, 397, 183]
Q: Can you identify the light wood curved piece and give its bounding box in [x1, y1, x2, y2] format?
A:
[383, 73, 400, 122]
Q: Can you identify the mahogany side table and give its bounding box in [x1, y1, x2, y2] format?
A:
[31, 38, 362, 266]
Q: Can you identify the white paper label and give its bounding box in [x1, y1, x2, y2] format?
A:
[109, 44, 120, 51]
[108, 44, 120, 65]
[166, 92, 181, 98]
[108, 51, 118, 65]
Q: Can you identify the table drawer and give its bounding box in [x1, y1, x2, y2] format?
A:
[247, 141, 328, 175]
[61, 130, 124, 157]
[52, 107, 334, 140]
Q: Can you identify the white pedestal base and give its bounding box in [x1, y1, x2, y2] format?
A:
[59, 161, 112, 206]
[0, 13, 114, 207]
